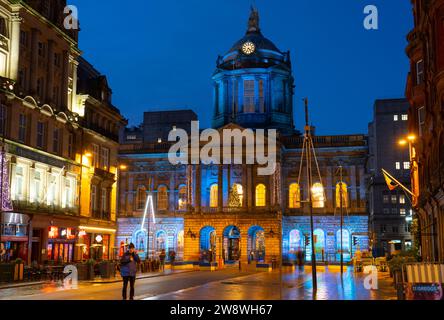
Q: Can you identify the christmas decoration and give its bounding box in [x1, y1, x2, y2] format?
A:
[228, 186, 241, 208]
[0, 151, 13, 212]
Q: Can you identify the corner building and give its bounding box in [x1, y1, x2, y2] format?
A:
[117, 9, 369, 265]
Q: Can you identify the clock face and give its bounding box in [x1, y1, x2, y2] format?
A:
[242, 41, 256, 55]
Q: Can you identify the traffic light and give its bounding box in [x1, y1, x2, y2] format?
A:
[353, 236, 358, 246]
[305, 235, 310, 247]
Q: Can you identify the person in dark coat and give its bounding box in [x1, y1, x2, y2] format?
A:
[159, 249, 166, 271]
[120, 243, 140, 300]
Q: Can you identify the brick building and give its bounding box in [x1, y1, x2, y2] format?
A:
[405, 0, 444, 261]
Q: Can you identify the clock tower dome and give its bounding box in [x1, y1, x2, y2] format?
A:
[212, 7, 295, 135]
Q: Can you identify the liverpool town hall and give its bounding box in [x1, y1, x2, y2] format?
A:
[116, 9, 369, 267]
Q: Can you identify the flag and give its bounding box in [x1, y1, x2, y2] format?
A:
[383, 170, 399, 191]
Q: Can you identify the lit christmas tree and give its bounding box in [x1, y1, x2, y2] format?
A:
[228, 186, 241, 208]
[0, 151, 13, 212]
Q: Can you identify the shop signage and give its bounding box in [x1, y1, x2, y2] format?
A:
[405, 283, 444, 300]
[48, 227, 77, 240]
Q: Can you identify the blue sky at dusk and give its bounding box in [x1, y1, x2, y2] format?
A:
[71, 0, 413, 135]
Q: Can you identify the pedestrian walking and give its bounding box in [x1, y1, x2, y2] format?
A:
[120, 243, 140, 300]
[159, 249, 166, 271]
[169, 250, 176, 270]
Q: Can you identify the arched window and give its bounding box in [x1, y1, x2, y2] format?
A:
[289, 183, 301, 208]
[255, 184, 266, 207]
[156, 230, 168, 253]
[230, 183, 243, 207]
[336, 182, 348, 208]
[157, 185, 168, 210]
[312, 183, 325, 208]
[178, 185, 187, 210]
[137, 186, 146, 210]
[289, 230, 301, 252]
[210, 184, 218, 208]
[336, 229, 350, 253]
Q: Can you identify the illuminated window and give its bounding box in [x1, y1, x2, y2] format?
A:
[335, 182, 348, 208]
[210, 184, 218, 208]
[157, 186, 168, 210]
[403, 162, 410, 170]
[92, 144, 99, 168]
[32, 170, 43, 203]
[255, 184, 266, 207]
[137, 186, 146, 210]
[400, 208, 406, 216]
[399, 195, 405, 204]
[100, 147, 110, 170]
[229, 183, 243, 207]
[63, 178, 74, 208]
[395, 162, 401, 170]
[289, 183, 301, 208]
[90, 185, 97, 212]
[243, 80, 255, 113]
[178, 185, 187, 210]
[391, 195, 397, 204]
[312, 183, 325, 208]
[289, 230, 301, 252]
[393, 115, 399, 122]
[402, 114, 408, 121]
[47, 174, 58, 206]
[13, 165, 25, 200]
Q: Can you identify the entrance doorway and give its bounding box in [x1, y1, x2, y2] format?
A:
[223, 226, 240, 262]
[200, 226, 216, 262]
[248, 226, 266, 263]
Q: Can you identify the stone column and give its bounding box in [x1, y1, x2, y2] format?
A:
[195, 165, 201, 213]
[218, 165, 223, 212]
[169, 172, 175, 211]
[247, 165, 253, 210]
[8, 12, 22, 81]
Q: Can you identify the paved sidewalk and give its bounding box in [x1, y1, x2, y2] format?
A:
[85, 269, 194, 283]
[0, 269, 192, 289]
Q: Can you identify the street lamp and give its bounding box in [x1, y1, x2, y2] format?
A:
[398, 134, 418, 207]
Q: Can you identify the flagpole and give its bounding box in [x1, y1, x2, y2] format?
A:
[381, 169, 414, 196]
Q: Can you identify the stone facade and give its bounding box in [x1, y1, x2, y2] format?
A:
[116, 8, 369, 266]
